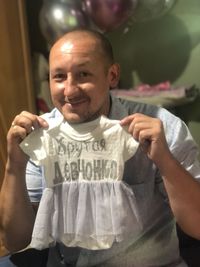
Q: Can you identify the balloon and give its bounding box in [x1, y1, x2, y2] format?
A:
[39, 1, 89, 45]
[82, 0, 138, 32]
[133, 0, 176, 22]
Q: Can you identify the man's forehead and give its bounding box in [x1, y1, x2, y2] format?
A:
[59, 41, 96, 54]
[49, 41, 100, 69]
[60, 41, 74, 53]
[52, 35, 101, 55]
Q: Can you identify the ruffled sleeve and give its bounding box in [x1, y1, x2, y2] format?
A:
[20, 129, 47, 165]
[118, 125, 139, 161]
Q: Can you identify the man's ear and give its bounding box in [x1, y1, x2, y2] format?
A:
[108, 63, 120, 89]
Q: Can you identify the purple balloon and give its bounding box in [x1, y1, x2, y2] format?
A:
[82, 0, 138, 32]
[39, 1, 89, 45]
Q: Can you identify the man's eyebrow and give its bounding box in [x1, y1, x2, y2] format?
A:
[50, 68, 64, 75]
[51, 68, 63, 72]
[51, 61, 91, 72]
[76, 61, 91, 67]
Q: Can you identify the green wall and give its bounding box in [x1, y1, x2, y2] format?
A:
[106, 0, 200, 155]
[107, 0, 200, 89]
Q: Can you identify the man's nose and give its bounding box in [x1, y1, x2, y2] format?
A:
[64, 76, 79, 97]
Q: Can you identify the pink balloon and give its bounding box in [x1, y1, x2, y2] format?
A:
[82, 0, 138, 32]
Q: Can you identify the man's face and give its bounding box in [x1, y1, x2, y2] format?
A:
[49, 33, 119, 123]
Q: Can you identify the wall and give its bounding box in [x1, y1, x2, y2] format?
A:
[106, 0, 200, 89]
[0, 0, 36, 184]
[106, 0, 200, 154]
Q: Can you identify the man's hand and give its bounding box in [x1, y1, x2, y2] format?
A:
[120, 113, 172, 167]
[7, 111, 48, 166]
[121, 114, 200, 239]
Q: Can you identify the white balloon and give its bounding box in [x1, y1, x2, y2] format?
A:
[133, 0, 176, 22]
[39, 1, 88, 45]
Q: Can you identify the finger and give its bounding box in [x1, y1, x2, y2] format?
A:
[120, 113, 149, 126]
[12, 112, 48, 130]
[137, 129, 152, 153]
[138, 129, 152, 144]
[140, 140, 151, 154]
[37, 116, 49, 128]
[127, 120, 150, 140]
[11, 119, 34, 134]
[18, 111, 43, 129]
[127, 120, 140, 140]
[120, 115, 135, 126]
[9, 125, 28, 141]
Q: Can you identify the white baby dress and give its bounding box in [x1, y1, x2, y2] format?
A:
[20, 115, 141, 250]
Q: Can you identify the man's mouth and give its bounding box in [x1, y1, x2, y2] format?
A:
[65, 97, 88, 106]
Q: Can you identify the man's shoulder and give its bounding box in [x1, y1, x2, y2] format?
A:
[111, 94, 165, 118]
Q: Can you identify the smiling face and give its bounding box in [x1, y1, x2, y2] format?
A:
[49, 31, 120, 123]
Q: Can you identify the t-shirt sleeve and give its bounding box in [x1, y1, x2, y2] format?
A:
[26, 160, 45, 202]
[121, 126, 139, 161]
[20, 129, 47, 165]
[169, 120, 200, 182]
[160, 109, 200, 182]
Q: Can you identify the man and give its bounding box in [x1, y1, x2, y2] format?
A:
[0, 29, 200, 267]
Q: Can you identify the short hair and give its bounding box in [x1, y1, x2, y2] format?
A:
[58, 28, 114, 65]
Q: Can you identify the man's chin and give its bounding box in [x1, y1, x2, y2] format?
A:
[63, 116, 83, 124]
[62, 112, 87, 124]
[63, 112, 101, 124]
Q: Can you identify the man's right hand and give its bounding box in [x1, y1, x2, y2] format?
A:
[7, 111, 49, 166]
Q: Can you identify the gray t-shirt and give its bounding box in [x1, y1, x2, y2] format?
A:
[26, 94, 200, 267]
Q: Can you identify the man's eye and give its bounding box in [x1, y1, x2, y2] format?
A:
[79, 72, 89, 78]
[54, 73, 66, 81]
